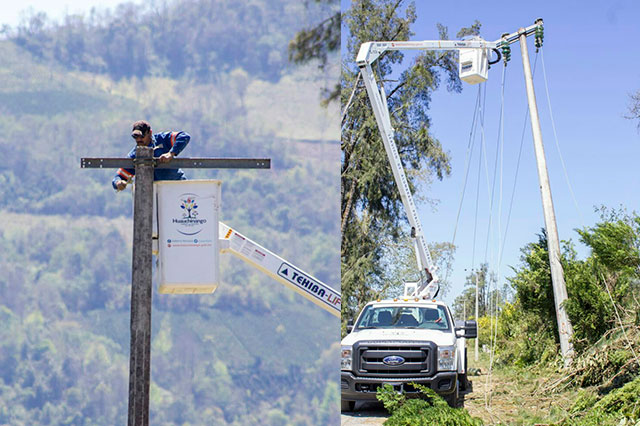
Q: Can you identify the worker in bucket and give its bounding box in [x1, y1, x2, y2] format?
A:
[112, 120, 190, 191]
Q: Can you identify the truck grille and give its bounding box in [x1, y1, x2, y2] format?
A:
[355, 342, 434, 378]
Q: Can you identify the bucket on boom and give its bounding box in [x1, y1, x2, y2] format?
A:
[153, 180, 221, 294]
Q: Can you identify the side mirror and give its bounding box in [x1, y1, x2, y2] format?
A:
[455, 320, 478, 339]
[347, 319, 354, 333]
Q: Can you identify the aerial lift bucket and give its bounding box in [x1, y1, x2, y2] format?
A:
[154, 180, 221, 294]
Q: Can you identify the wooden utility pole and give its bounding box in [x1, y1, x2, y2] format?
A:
[81, 154, 270, 425]
[519, 25, 574, 366]
[128, 147, 154, 425]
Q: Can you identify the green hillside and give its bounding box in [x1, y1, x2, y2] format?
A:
[0, 1, 340, 422]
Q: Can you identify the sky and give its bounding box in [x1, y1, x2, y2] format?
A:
[342, 0, 640, 306]
[0, 0, 136, 28]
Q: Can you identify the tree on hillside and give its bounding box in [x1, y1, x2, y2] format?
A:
[288, 0, 340, 103]
[340, 0, 479, 324]
[9, 0, 305, 82]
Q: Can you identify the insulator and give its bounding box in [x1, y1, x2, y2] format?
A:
[534, 25, 544, 51]
[501, 42, 511, 65]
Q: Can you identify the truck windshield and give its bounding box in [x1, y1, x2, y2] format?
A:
[356, 305, 450, 331]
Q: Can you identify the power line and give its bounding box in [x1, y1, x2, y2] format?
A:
[540, 48, 584, 226]
[499, 52, 538, 266]
[485, 63, 507, 410]
[451, 85, 482, 248]
[341, 72, 361, 127]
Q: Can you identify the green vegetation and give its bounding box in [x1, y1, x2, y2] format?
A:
[496, 208, 640, 365]
[376, 383, 484, 426]
[0, 0, 340, 424]
[456, 350, 639, 426]
[457, 208, 640, 425]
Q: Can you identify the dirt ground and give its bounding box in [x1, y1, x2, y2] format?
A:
[465, 358, 573, 425]
[465, 367, 523, 425]
[341, 356, 570, 425]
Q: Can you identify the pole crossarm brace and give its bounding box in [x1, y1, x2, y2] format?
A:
[356, 19, 542, 66]
[81, 157, 271, 169]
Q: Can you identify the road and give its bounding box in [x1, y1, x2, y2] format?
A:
[340, 401, 387, 425]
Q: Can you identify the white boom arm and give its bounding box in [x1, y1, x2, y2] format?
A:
[355, 21, 541, 67]
[356, 39, 498, 66]
[218, 222, 341, 317]
[358, 58, 439, 299]
[356, 22, 542, 299]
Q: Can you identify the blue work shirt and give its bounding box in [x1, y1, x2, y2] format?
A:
[112, 131, 190, 190]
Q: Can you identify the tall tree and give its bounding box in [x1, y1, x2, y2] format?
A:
[340, 0, 479, 325]
[498, 209, 640, 363]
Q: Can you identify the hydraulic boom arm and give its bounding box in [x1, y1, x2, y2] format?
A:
[356, 21, 542, 299]
[357, 58, 439, 299]
[218, 222, 341, 317]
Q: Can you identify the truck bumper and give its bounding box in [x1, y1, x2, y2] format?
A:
[340, 371, 458, 402]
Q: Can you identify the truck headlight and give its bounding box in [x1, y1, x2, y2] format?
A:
[341, 347, 352, 371]
[437, 345, 456, 371]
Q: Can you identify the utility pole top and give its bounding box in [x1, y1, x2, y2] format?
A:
[81, 152, 272, 425]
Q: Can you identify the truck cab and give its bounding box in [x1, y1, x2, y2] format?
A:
[341, 298, 477, 411]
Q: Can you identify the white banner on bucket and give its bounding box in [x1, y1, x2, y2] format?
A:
[156, 180, 221, 294]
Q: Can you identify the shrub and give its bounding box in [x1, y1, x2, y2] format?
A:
[376, 383, 484, 426]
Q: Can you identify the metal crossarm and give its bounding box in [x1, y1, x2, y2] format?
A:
[80, 157, 271, 169]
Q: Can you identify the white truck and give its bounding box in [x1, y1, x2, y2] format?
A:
[341, 291, 477, 410]
[339, 22, 543, 411]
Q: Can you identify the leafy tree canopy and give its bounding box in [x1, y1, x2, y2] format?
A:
[500, 207, 640, 364]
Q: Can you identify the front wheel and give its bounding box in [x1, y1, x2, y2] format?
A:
[341, 399, 355, 412]
[443, 382, 461, 408]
